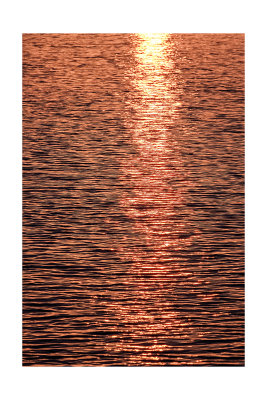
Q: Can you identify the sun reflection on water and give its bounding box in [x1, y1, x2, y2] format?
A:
[122, 33, 190, 255]
[108, 34, 200, 363]
[135, 33, 174, 73]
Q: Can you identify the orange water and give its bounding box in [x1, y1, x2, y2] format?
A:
[23, 34, 244, 366]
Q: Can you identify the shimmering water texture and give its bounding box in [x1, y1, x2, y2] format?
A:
[23, 34, 244, 366]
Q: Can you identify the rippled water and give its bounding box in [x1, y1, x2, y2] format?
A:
[23, 33, 244, 366]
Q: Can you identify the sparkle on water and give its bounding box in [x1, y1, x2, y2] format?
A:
[23, 33, 244, 366]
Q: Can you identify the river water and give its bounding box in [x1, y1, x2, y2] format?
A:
[23, 33, 244, 366]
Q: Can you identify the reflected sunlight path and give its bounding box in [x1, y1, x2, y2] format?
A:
[113, 34, 199, 364]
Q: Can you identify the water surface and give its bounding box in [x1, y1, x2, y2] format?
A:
[23, 33, 244, 366]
